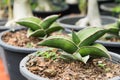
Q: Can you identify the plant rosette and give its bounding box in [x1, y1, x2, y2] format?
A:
[0, 15, 64, 80]
[20, 28, 120, 80]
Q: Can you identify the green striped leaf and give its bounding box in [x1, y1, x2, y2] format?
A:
[46, 26, 64, 35]
[38, 38, 78, 54]
[40, 15, 59, 29]
[16, 17, 42, 30]
[72, 31, 80, 45]
[77, 27, 107, 47]
[79, 43, 111, 59]
[27, 28, 46, 37]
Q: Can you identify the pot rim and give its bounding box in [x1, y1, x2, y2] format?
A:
[57, 15, 117, 30]
[96, 40, 120, 47]
[19, 51, 120, 80]
[0, 28, 49, 53]
[100, 3, 117, 12]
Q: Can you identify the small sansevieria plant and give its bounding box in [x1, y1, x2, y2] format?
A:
[37, 26, 120, 63]
[16, 15, 63, 38]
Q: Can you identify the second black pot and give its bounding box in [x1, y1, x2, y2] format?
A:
[0, 29, 49, 80]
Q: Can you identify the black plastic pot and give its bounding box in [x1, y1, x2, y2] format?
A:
[96, 40, 120, 54]
[100, 3, 119, 17]
[0, 28, 49, 80]
[20, 51, 120, 80]
[33, 4, 69, 18]
[57, 15, 117, 31]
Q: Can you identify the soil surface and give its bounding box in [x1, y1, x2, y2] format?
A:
[26, 55, 120, 80]
[2, 29, 68, 48]
[2, 29, 43, 48]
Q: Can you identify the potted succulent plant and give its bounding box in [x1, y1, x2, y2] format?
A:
[20, 27, 120, 80]
[32, 0, 69, 18]
[0, 15, 64, 80]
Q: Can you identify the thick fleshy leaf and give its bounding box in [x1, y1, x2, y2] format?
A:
[77, 27, 107, 47]
[27, 28, 46, 37]
[16, 17, 41, 30]
[40, 15, 59, 29]
[72, 31, 80, 45]
[78, 43, 111, 59]
[104, 23, 120, 35]
[46, 26, 64, 35]
[38, 38, 78, 54]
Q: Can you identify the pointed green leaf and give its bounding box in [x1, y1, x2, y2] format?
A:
[77, 27, 107, 47]
[38, 38, 78, 54]
[50, 22, 60, 27]
[104, 23, 120, 35]
[78, 43, 111, 59]
[27, 28, 46, 37]
[40, 15, 59, 29]
[46, 26, 64, 35]
[72, 31, 80, 44]
[16, 17, 42, 30]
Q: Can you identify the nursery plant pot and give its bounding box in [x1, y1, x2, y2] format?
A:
[100, 3, 119, 17]
[33, 4, 69, 18]
[96, 40, 120, 54]
[57, 15, 117, 30]
[0, 28, 49, 80]
[20, 51, 120, 80]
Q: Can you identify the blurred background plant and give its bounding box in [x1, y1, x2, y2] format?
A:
[31, 0, 66, 12]
[111, 0, 120, 17]
[78, 0, 87, 16]
[0, 0, 8, 19]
